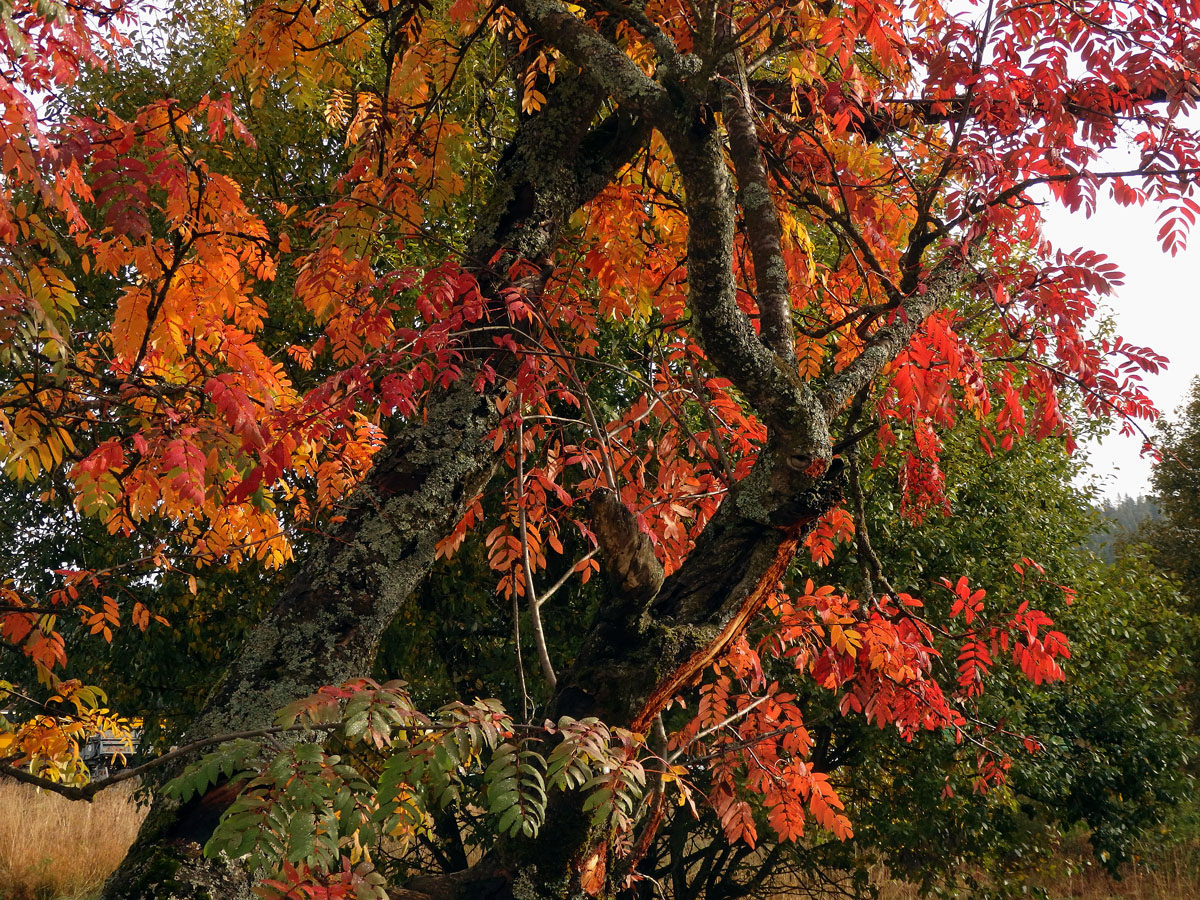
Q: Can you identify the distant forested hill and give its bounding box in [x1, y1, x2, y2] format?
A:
[1089, 494, 1161, 561]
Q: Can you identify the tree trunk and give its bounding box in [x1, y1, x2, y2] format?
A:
[100, 68, 648, 900]
[496, 451, 844, 900]
[101, 377, 505, 899]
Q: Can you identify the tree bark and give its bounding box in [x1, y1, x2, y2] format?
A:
[448, 10, 974, 893]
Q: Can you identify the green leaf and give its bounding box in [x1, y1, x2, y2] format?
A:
[286, 811, 316, 862]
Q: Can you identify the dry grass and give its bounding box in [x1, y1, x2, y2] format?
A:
[1037, 846, 1200, 900]
[869, 845, 1200, 900]
[0, 778, 1197, 900]
[0, 781, 145, 900]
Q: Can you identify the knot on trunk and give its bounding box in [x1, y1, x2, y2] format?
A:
[589, 488, 664, 606]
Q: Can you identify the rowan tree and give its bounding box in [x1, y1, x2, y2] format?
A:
[1, 0, 1199, 897]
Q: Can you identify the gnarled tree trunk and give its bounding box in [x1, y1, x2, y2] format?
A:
[100, 67, 648, 900]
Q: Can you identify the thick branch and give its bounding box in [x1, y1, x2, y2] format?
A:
[722, 58, 796, 363]
[663, 112, 830, 471]
[818, 255, 972, 418]
[585, 0, 679, 62]
[551, 455, 845, 730]
[508, 0, 669, 114]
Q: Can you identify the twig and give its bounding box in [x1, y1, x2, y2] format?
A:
[689, 366, 736, 486]
[846, 448, 888, 601]
[511, 587, 531, 722]
[537, 548, 598, 609]
[667, 694, 771, 763]
[516, 415, 557, 690]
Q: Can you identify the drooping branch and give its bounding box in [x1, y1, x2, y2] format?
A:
[748, 78, 1200, 145]
[846, 447, 889, 601]
[0, 723, 340, 802]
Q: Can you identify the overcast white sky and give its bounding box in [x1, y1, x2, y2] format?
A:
[1039, 197, 1200, 500]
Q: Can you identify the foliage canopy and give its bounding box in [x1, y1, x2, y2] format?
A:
[1, 0, 1199, 897]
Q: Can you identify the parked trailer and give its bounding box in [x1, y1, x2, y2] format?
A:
[80, 728, 142, 780]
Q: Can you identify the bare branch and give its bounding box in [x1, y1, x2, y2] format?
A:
[667, 694, 770, 763]
[516, 414, 557, 690]
[0, 723, 338, 802]
[537, 548, 598, 609]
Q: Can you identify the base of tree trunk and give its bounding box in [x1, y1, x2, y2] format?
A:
[101, 836, 252, 900]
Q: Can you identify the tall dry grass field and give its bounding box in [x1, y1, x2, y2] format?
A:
[1041, 846, 1200, 900]
[0, 781, 144, 900]
[869, 849, 1200, 900]
[0, 774, 1197, 900]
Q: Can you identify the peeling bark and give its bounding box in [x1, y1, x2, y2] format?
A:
[589, 488, 664, 606]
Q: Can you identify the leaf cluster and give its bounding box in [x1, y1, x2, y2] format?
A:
[164, 681, 651, 892]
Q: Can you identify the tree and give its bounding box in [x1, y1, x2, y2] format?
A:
[1135, 377, 1200, 727]
[1143, 377, 1200, 606]
[1, 0, 1198, 898]
[0, 0, 343, 756]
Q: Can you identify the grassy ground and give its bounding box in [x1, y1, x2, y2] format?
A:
[1034, 846, 1200, 900]
[0, 781, 1197, 900]
[873, 847, 1200, 900]
[0, 782, 145, 900]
